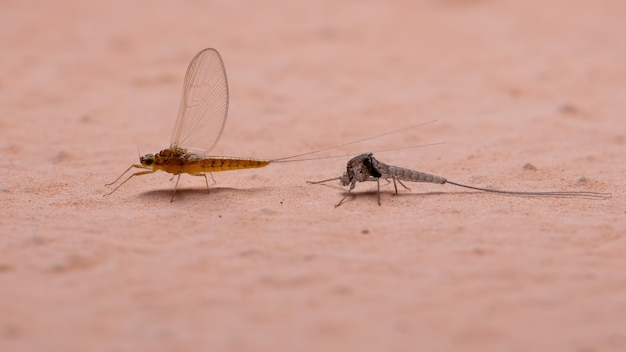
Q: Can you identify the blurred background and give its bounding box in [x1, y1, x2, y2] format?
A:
[1, 1, 625, 351]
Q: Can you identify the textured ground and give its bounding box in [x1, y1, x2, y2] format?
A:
[1, 1, 625, 351]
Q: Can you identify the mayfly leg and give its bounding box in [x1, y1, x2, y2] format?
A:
[308, 176, 359, 207]
[189, 173, 211, 191]
[307, 177, 341, 185]
[104, 165, 157, 197]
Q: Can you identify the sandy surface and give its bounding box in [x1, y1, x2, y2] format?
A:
[1, 0, 625, 351]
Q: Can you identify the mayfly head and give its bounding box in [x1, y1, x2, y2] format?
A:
[140, 153, 155, 166]
[343, 153, 381, 184]
[339, 172, 351, 186]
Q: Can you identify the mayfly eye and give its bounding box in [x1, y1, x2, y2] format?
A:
[340, 173, 349, 186]
[141, 154, 154, 165]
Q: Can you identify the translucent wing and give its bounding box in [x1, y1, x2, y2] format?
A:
[170, 48, 229, 154]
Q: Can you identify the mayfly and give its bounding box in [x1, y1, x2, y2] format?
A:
[104, 48, 272, 201]
[309, 153, 611, 207]
[104, 48, 439, 201]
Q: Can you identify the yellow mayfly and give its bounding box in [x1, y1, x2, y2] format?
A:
[105, 48, 441, 201]
[105, 48, 270, 201]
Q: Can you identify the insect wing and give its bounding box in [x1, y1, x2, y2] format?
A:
[170, 48, 229, 154]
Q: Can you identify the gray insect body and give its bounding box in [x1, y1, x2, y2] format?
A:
[311, 153, 610, 207]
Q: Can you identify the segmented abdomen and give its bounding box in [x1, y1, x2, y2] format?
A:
[386, 165, 447, 184]
[191, 158, 270, 172]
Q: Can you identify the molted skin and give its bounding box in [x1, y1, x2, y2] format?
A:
[311, 153, 609, 207]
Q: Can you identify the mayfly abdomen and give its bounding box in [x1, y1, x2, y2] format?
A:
[386, 165, 447, 184]
[193, 158, 270, 172]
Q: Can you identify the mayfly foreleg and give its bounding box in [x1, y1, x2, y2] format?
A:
[105, 164, 143, 186]
[337, 181, 359, 208]
[307, 177, 342, 185]
[306, 177, 353, 207]
[104, 165, 156, 197]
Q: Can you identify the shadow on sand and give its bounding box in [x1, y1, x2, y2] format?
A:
[138, 186, 269, 202]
